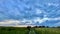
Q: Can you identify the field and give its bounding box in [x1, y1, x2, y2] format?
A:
[35, 28, 60, 34]
[0, 27, 29, 34]
[0, 27, 60, 34]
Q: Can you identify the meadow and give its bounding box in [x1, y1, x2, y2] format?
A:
[35, 28, 60, 34]
[0, 27, 29, 34]
[0, 27, 60, 34]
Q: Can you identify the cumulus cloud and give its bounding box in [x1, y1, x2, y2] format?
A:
[0, 0, 60, 27]
[0, 17, 60, 26]
[35, 8, 43, 14]
[31, 17, 60, 24]
[47, 3, 59, 7]
[46, 17, 60, 20]
[0, 19, 35, 27]
[0, 20, 20, 26]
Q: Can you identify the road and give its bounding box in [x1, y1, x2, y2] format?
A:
[28, 28, 36, 34]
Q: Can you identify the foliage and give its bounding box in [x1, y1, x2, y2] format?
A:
[0, 27, 29, 34]
[35, 28, 60, 34]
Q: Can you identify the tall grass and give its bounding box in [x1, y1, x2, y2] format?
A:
[35, 28, 60, 34]
[0, 27, 60, 34]
[0, 27, 29, 34]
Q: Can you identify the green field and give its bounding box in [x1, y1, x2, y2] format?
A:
[0, 27, 29, 34]
[0, 27, 60, 34]
[35, 28, 60, 34]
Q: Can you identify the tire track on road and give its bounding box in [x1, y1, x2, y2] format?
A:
[28, 28, 36, 34]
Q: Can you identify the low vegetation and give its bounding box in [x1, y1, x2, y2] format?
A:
[0, 26, 60, 34]
[0, 27, 29, 34]
[35, 28, 60, 34]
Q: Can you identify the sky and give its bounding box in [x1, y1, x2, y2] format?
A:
[0, 0, 60, 27]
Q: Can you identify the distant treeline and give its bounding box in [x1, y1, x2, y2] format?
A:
[27, 26, 60, 28]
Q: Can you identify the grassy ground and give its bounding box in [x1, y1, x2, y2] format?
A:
[0, 27, 29, 34]
[0, 27, 60, 34]
[35, 28, 60, 34]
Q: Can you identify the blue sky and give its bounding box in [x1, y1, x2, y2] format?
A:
[0, 0, 60, 27]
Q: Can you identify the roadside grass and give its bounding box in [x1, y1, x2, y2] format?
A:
[0, 27, 29, 34]
[0, 27, 60, 34]
[35, 28, 60, 34]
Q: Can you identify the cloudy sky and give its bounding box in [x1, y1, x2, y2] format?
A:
[0, 0, 60, 27]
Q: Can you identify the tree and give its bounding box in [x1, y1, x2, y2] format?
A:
[57, 26, 60, 28]
[27, 26, 31, 30]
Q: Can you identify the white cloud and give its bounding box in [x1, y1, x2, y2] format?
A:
[32, 17, 60, 24]
[0, 17, 60, 27]
[0, 20, 20, 26]
[47, 3, 59, 7]
[21, 19, 33, 24]
[0, 19, 35, 27]
[35, 8, 43, 14]
[33, 17, 47, 23]
[0, 19, 33, 26]
[46, 17, 60, 20]
[14, 25, 36, 27]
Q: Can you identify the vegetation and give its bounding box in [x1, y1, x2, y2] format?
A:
[35, 28, 60, 34]
[0, 26, 60, 34]
[0, 27, 29, 34]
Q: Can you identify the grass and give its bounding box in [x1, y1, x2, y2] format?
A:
[0, 27, 29, 34]
[35, 28, 60, 34]
[0, 27, 60, 34]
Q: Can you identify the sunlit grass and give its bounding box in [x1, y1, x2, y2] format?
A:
[0, 27, 60, 34]
[35, 28, 60, 34]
